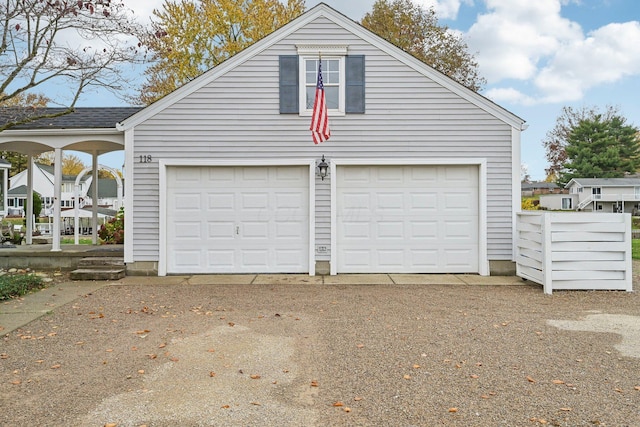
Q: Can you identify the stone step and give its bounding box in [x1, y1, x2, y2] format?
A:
[70, 268, 125, 281]
[77, 257, 124, 268]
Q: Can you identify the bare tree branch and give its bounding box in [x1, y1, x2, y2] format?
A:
[0, 0, 147, 130]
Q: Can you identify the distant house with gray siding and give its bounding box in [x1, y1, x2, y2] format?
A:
[117, 3, 526, 276]
[540, 178, 640, 213]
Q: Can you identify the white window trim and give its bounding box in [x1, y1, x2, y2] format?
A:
[296, 45, 348, 117]
[298, 56, 345, 116]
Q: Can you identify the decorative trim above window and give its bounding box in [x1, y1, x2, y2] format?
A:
[296, 44, 348, 56]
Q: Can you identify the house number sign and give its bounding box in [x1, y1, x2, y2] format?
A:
[139, 155, 152, 163]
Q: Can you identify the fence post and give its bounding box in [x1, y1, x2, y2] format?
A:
[624, 214, 633, 292]
[542, 212, 553, 294]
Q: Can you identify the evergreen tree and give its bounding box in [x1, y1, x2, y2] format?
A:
[559, 115, 640, 185]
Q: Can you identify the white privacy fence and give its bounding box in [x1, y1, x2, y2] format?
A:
[516, 212, 633, 294]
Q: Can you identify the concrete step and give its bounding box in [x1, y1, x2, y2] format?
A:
[70, 268, 125, 281]
[77, 256, 124, 268]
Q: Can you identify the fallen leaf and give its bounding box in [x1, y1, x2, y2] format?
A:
[251, 402, 261, 406]
[413, 364, 421, 369]
[135, 330, 150, 334]
[250, 374, 261, 379]
[634, 386, 640, 391]
[448, 408, 458, 413]
[343, 407, 351, 413]
[209, 372, 216, 377]
[481, 395, 490, 399]
[207, 349, 216, 353]
[51, 364, 61, 369]
[169, 357, 179, 362]
[147, 354, 157, 360]
[470, 375, 479, 379]
[138, 370, 145, 374]
[158, 343, 166, 348]
[526, 376, 536, 383]
[333, 401, 344, 407]
[228, 322, 235, 327]
[104, 423, 117, 427]
[0, 353, 7, 359]
[310, 380, 319, 387]
[354, 396, 363, 401]
[403, 374, 411, 380]
[559, 407, 572, 412]
[221, 405, 230, 409]
[552, 380, 565, 384]
[10, 379, 21, 385]
[356, 344, 364, 348]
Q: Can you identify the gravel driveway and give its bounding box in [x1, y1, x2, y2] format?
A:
[2, 266, 640, 426]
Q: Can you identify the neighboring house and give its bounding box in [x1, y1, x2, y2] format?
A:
[7, 163, 89, 216]
[539, 177, 640, 213]
[8, 163, 121, 216]
[521, 181, 563, 197]
[85, 178, 124, 211]
[117, 4, 526, 276]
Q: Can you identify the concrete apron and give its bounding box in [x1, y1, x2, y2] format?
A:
[0, 273, 528, 335]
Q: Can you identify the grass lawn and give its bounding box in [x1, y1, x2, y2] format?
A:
[633, 239, 640, 260]
[60, 237, 94, 245]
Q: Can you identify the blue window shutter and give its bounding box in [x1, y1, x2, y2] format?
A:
[345, 55, 365, 113]
[279, 55, 299, 114]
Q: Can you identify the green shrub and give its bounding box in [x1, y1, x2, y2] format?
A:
[0, 274, 44, 300]
[98, 208, 124, 244]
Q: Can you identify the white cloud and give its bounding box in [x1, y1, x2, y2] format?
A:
[414, 0, 473, 20]
[484, 87, 536, 105]
[127, 2, 162, 24]
[466, 0, 582, 83]
[534, 21, 640, 102]
[466, 0, 640, 105]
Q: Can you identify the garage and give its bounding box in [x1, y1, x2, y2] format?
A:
[165, 165, 311, 274]
[335, 164, 480, 273]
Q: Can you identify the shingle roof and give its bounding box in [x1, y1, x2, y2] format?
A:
[521, 182, 559, 190]
[88, 178, 123, 198]
[569, 178, 640, 187]
[0, 107, 143, 130]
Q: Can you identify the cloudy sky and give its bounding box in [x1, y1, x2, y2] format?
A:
[84, 0, 640, 180]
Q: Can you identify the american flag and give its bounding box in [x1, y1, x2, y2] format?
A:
[310, 60, 330, 144]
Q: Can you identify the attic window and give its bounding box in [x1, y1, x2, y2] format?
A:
[279, 49, 365, 115]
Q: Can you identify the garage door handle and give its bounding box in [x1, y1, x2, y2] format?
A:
[236, 226, 239, 235]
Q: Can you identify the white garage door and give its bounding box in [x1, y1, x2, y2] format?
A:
[166, 166, 309, 274]
[336, 165, 479, 273]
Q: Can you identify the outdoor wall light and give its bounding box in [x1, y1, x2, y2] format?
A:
[318, 155, 329, 180]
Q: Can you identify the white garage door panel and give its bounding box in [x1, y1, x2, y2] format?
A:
[167, 166, 309, 274]
[337, 165, 479, 273]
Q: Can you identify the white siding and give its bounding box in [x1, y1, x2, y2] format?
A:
[130, 16, 515, 265]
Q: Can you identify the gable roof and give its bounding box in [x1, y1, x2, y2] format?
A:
[118, 2, 525, 131]
[521, 181, 560, 191]
[88, 178, 122, 198]
[0, 107, 143, 130]
[566, 177, 640, 188]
